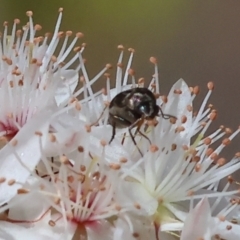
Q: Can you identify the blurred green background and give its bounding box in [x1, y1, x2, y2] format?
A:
[1, 0, 240, 161]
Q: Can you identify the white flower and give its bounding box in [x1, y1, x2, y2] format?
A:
[0, 8, 83, 140]
[115, 78, 240, 233]
[0, 140, 124, 239]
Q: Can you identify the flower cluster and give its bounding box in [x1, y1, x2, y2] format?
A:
[0, 8, 240, 240]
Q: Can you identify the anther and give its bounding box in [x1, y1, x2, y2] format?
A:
[175, 126, 185, 133]
[117, 62, 124, 68]
[150, 145, 159, 152]
[0, 177, 6, 183]
[115, 204, 122, 211]
[104, 73, 110, 78]
[133, 233, 140, 238]
[78, 146, 84, 152]
[218, 215, 225, 222]
[66, 31, 73, 36]
[203, 137, 212, 145]
[106, 63, 112, 69]
[128, 48, 135, 53]
[35, 131, 43, 137]
[128, 68, 135, 76]
[67, 176, 74, 183]
[195, 163, 201, 172]
[8, 179, 16, 186]
[100, 139, 107, 147]
[57, 31, 65, 38]
[16, 30, 22, 37]
[206, 148, 213, 157]
[207, 81, 214, 90]
[34, 24, 42, 31]
[161, 95, 168, 103]
[109, 163, 121, 170]
[85, 125, 91, 133]
[73, 46, 81, 52]
[75, 102, 81, 111]
[138, 78, 145, 84]
[187, 190, 194, 196]
[193, 86, 200, 95]
[187, 105, 193, 112]
[149, 57, 157, 64]
[228, 175, 233, 184]
[225, 128, 232, 134]
[170, 117, 177, 124]
[17, 188, 29, 194]
[60, 155, 69, 164]
[80, 165, 86, 171]
[26, 11, 33, 17]
[9, 81, 14, 88]
[173, 89, 182, 94]
[134, 203, 141, 209]
[210, 152, 218, 161]
[78, 173, 85, 183]
[181, 115, 187, 124]
[182, 145, 189, 151]
[222, 138, 231, 146]
[226, 225, 232, 230]
[49, 134, 56, 142]
[76, 32, 84, 38]
[117, 45, 124, 50]
[49, 220, 56, 227]
[10, 139, 18, 147]
[119, 157, 127, 163]
[217, 158, 226, 166]
[101, 88, 107, 96]
[235, 152, 240, 158]
[210, 112, 217, 120]
[171, 144, 177, 151]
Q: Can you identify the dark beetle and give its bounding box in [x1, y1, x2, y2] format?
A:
[108, 87, 173, 156]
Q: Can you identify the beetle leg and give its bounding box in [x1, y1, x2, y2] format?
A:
[137, 130, 151, 145]
[121, 132, 126, 145]
[109, 120, 116, 144]
[128, 127, 143, 157]
[128, 118, 144, 157]
[158, 107, 177, 120]
[90, 105, 108, 127]
[133, 119, 152, 145]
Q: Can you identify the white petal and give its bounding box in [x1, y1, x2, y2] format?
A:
[85, 220, 113, 240]
[116, 181, 158, 215]
[44, 114, 86, 156]
[0, 221, 48, 240]
[0, 111, 51, 205]
[164, 78, 192, 139]
[0, 212, 75, 240]
[8, 191, 50, 223]
[55, 70, 78, 106]
[211, 217, 240, 240]
[180, 197, 211, 240]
